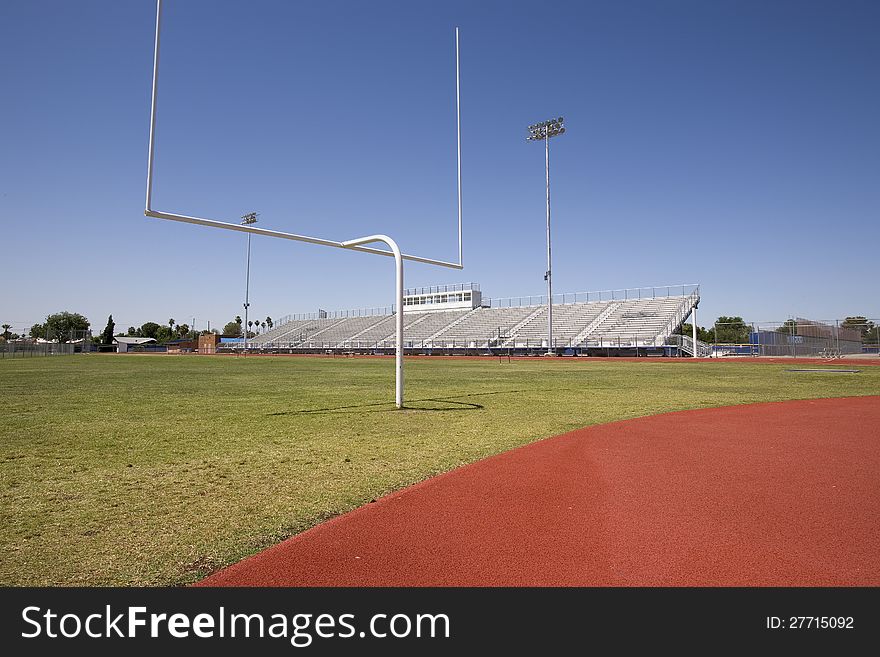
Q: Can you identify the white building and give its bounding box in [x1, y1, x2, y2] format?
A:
[113, 337, 156, 353]
[402, 282, 482, 313]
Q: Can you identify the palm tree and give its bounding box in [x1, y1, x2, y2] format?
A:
[235, 315, 242, 325]
[266, 316, 273, 330]
[261, 321, 266, 333]
[1, 324, 11, 340]
[168, 318, 175, 334]
[248, 320, 253, 337]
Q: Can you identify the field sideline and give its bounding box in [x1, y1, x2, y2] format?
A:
[2, 354, 879, 586]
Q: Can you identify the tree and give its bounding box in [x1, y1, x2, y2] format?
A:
[266, 316, 273, 330]
[127, 326, 138, 336]
[44, 311, 90, 343]
[155, 326, 172, 343]
[168, 319, 175, 336]
[261, 321, 266, 333]
[222, 316, 243, 337]
[775, 319, 798, 335]
[676, 323, 713, 343]
[842, 316, 875, 342]
[176, 323, 190, 338]
[140, 322, 161, 339]
[29, 323, 46, 339]
[1, 324, 11, 341]
[222, 321, 242, 337]
[713, 316, 751, 344]
[100, 315, 116, 345]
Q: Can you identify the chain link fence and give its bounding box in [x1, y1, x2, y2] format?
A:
[709, 318, 878, 357]
[0, 342, 76, 358]
[0, 328, 92, 358]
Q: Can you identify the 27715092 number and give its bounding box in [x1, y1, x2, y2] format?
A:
[766, 616, 854, 629]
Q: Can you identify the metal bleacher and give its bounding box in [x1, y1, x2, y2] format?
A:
[429, 306, 536, 346]
[585, 297, 687, 347]
[241, 284, 700, 353]
[505, 302, 610, 347]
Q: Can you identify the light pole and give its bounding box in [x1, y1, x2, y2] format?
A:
[241, 212, 258, 352]
[527, 117, 565, 355]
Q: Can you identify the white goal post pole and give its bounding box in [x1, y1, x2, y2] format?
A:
[342, 236, 404, 408]
[456, 27, 463, 267]
[145, 0, 162, 213]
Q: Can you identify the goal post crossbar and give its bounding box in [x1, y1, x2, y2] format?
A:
[143, 209, 463, 270]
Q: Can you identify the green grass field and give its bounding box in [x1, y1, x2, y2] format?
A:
[2, 354, 878, 586]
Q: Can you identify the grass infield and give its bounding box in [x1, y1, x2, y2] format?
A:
[2, 354, 878, 586]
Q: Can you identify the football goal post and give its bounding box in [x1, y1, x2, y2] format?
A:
[144, 0, 465, 408]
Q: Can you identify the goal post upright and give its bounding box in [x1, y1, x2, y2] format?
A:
[143, 0, 464, 408]
[341, 235, 405, 408]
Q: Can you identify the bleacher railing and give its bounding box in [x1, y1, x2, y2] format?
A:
[655, 287, 701, 344]
[275, 306, 395, 326]
[276, 284, 701, 326]
[485, 284, 699, 309]
[669, 334, 713, 357]
[403, 282, 479, 296]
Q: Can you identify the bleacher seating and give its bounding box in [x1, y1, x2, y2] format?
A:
[506, 302, 610, 347]
[389, 310, 470, 345]
[244, 286, 699, 351]
[429, 306, 537, 346]
[338, 313, 422, 348]
[586, 297, 684, 346]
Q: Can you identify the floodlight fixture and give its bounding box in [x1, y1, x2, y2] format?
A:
[526, 117, 565, 142]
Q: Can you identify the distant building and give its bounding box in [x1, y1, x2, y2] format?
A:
[165, 338, 198, 354]
[113, 337, 156, 353]
[402, 282, 482, 313]
[198, 333, 220, 354]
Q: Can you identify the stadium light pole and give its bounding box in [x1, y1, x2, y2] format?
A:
[527, 117, 565, 355]
[241, 212, 258, 352]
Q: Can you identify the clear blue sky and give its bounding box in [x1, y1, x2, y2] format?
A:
[2, 0, 878, 335]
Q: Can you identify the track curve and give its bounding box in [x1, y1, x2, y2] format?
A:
[198, 396, 880, 586]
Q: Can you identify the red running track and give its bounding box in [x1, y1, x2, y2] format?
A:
[198, 396, 880, 586]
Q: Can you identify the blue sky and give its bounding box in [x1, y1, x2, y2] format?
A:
[2, 0, 878, 334]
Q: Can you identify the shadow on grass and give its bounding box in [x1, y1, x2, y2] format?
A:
[268, 389, 533, 416]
